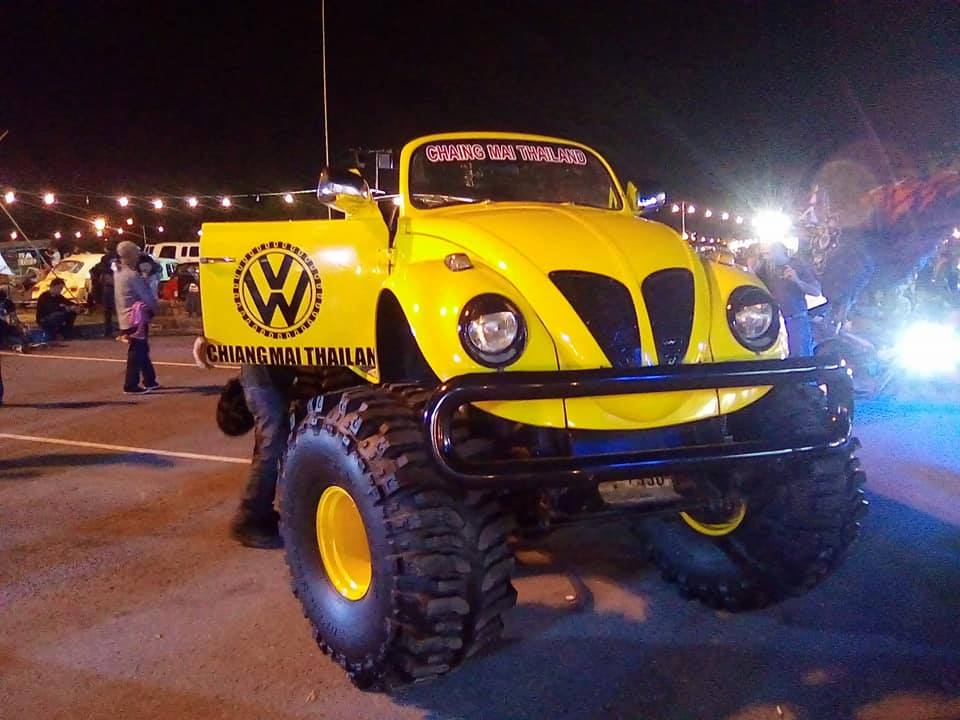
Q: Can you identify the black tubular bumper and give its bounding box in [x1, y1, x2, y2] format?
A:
[425, 358, 854, 489]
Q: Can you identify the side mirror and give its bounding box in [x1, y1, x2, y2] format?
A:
[625, 182, 666, 216]
[317, 167, 377, 217]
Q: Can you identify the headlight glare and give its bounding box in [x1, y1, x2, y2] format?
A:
[459, 294, 526, 367]
[734, 302, 774, 339]
[727, 286, 780, 351]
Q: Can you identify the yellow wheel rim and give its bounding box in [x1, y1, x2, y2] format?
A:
[316, 486, 372, 601]
[680, 503, 747, 537]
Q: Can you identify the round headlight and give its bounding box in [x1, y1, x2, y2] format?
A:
[727, 286, 780, 351]
[459, 294, 526, 367]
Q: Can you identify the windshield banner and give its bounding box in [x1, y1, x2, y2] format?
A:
[424, 142, 588, 165]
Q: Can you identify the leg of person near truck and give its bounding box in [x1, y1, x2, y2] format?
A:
[230, 365, 295, 549]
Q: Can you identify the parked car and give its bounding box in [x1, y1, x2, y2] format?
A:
[0, 242, 50, 302]
[30, 253, 102, 304]
[160, 261, 199, 301]
[30, 253, 177, 305]
[144, 241, 200, 261]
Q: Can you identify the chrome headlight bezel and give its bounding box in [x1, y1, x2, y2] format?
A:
[726, 285, 780, 351]
[458, 294, 527, 368]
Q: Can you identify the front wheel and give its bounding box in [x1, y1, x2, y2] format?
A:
[643, 386, 868, 611]
[280, 385, 516, 689]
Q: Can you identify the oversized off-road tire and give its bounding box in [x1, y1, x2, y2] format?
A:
[280, 385, 516, 689]
[643, 385, 868, 611]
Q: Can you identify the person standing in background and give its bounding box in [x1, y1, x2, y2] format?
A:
[757, 242, 821, 357]
[115, 241, 159, 395]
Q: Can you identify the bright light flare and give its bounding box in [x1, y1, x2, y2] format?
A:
[75, 231, 82, 239]
[118, 196, 129, 207]
[158, 226, 164, 233]
[283, 193, 295, 204]
[93, 217, 107, 231]
[187, 196, 199, 208]
[896, 321, 960, 376]
[752, 209, 793, 244]
[704, 209, 713, 218]
[687, 205, 696, 214]
[152, 198, 164, 210]
[671, 203, 680, 213]
[54, 231, 62, 239]
[735, 215, 744, 224]
[721, 212, 730, 221]
[43, 192, 56, 205]
[9, 231, 17, 240]
[3, 191, 15, 204]
[126, 217, 134, 225]
[221, 197, 232, 207]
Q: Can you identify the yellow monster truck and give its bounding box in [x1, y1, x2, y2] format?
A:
[198, 132, 867, 689]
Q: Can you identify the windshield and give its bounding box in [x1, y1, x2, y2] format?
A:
[409, 139, 622, 210]
[53, 260, 83, 274]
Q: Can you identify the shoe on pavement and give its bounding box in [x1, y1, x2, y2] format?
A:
[144, 381, 162, 391]
[230, 512, 283, 550]
[123, 386, 150, 395]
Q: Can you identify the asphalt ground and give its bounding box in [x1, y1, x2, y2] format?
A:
[1, 337, 958, 720]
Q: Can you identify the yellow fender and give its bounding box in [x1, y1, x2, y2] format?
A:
[383, 252, 565, 428]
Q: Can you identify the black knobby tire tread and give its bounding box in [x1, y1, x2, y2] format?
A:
[281, 383, 516, 689]
[646, 383, 868, 612]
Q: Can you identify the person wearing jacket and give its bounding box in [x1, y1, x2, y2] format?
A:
[115, 241, 160, 394]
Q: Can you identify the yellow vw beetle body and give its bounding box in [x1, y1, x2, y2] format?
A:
[200, 131, 785, 432]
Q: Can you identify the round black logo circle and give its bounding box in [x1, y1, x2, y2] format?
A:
[233, 242, 322, 339]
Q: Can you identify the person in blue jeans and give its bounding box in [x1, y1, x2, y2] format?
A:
[758, 242, 822, 357]
[230, 364, 297, 548]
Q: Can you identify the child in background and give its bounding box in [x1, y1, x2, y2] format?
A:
[117, 299, 152, 344]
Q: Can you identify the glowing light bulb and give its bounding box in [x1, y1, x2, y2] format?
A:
[3, 191, 14, 204]
[118, 196, 129, 207]
[152, 198, 164, 210]
[671, 203, 680, 213]
[96, 230, 103, 237]
[221, 197, 231, 207]
[43, 192, 55, 205]
[681, 231, 689, 240]
[283, 193, 295, 204]
[75, 231, 82, 239]
[187, 196, 199, 208]
[721, 212, 730, 221]
[126, 217, 133, 225]
[687, 205, 696, 214]
[117, 227, 123, 235]
[9, 231, 17, 240]
[158, 226, 164, 233]
[93, 217, 106, 231]
[735, 215, 744, 224]
[54, 231, 62, 239]
[197, 229, 203, 236]
[704, 209, 713, 218]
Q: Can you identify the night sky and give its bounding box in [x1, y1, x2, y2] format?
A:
[2, 0, 959, 239]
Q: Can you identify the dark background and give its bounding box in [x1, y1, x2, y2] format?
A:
[2, 0, 959, 241]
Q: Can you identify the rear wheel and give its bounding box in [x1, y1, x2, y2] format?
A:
[280, 385, 516, 689]
[643, 385, 868, 610]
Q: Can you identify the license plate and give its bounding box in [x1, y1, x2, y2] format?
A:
[598, 475, 679, 505]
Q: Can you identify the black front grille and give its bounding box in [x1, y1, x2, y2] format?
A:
[550, 271, 642, 369]
[641, 268, 694, 365]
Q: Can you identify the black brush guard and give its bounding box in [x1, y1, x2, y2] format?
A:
[425, 357, 854, 489]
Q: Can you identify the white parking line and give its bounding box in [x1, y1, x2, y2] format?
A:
[0, 350, 236, 369]
[0, 433, 251, 465]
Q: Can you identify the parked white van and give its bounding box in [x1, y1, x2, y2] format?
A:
[144, 242, 200, 261]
